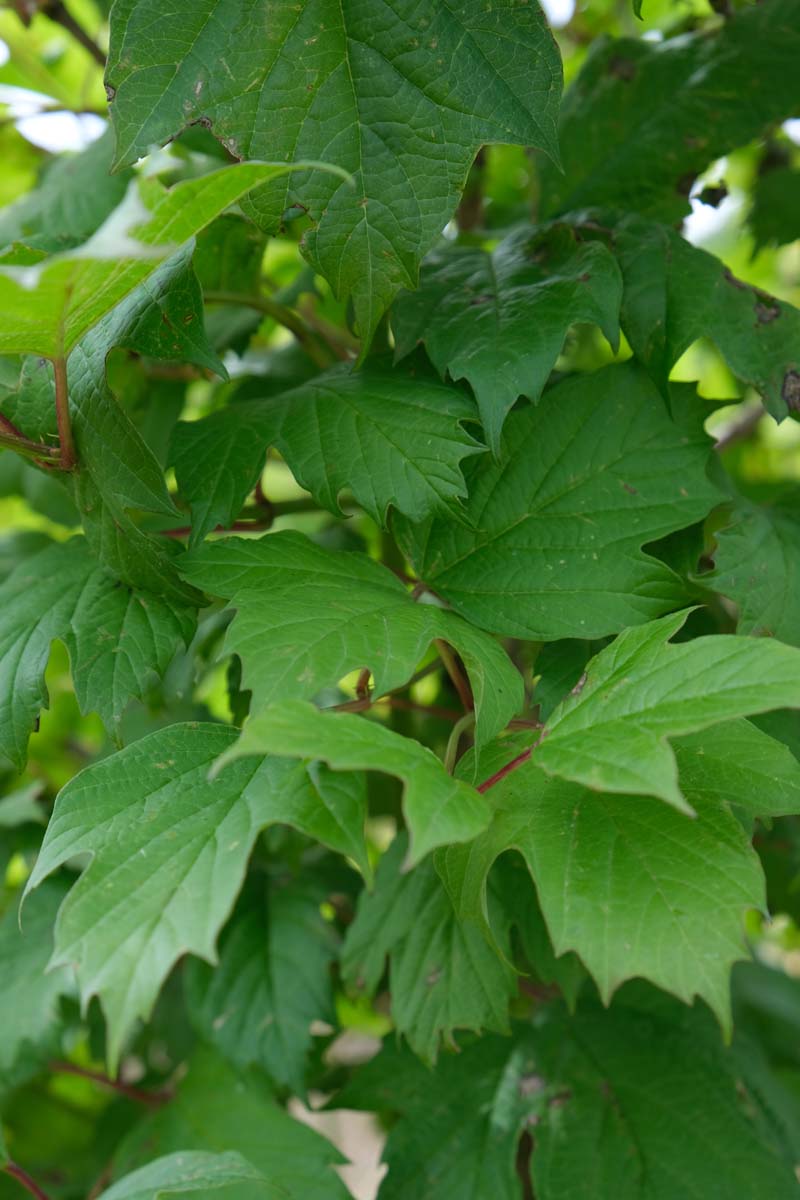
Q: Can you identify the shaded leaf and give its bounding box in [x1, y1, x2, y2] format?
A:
[114, 1047, 351, 1200]
[186, 877, 337, 1093]
[392, 223, 621, 452]
[342, 836, 515, 1061]
[0, 536, 194, 770]
[540, 0, 800, 223]
[395, 364, 722, 640]
[709, 493, 800, 642]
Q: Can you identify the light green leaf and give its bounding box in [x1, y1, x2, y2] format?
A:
[0, 782, 45, 829]
[0, 880, 75, 1085]
[113, 1047, 351, 1200]
[172, 359, 483, 539]
[342, 835, 515, 1061]
[674, 719, 800, 820]
[540, 0, 800, 224]
[24, 723, 368, 1069]
[442, 738, 763, 1026]
[395, 363, 722, 640]
[0, 536, 194, 770]
[0, 161, 337, 357]
[179, 531, 522, 748]
[186, 878, 337, 1093]
[610, 216, 800, 422]
[107, 0, 562, 341]
[392, 223, 622, 452]
[219, 700, 491, 866]
[708, 494, 800, 642]
[535, 609, 800, 809]
[99, 1152, 268, 1200]
[0, 128, 132, 257]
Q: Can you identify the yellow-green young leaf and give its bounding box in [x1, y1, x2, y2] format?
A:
[341, 836, 515, 1061]
[392, 223, 622, 453]
[540, 0, 800, 224]
[97, 1153, 267, 1200]
[24, 723, 368, 1070]
[0, 537, 195, 771]
[708, 494, 800, 643]
[219, 701, 491, 866]
[106, 0, 562, 341]
[395, 364, 722, 640]
[179, 532, 523, 748]
[113, 1047, 351, 1200]
[0, 161, 340, 357]
[171, 359, 483, 538]
[535, 610, 800, 809]
[441, 737, 763, 1029]
[186, 878, 337, 1094]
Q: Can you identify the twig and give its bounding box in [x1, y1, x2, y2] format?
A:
[476, 731, 546, 794]
[434, 639, 473, 712]
[45, 1, 106, 68]
[52, 357, 76, 471]
[49, 1060, 171, 1108]
[714, 403, 764, 452]
[0, 420, 61, 464]
[159, 496, 323, 538]
[203, 291, 332, 369]
[5, 1163, 51, 1200]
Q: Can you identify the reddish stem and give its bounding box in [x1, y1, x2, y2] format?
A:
[5, 1163, 51, 1200]
[476, 730, 546, 794]
[49, 1060, 170, 1108]
[160, 519, 272, 539]
[434, 639, 473, 713]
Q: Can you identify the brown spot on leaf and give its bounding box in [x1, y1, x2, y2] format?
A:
[782, 370, 800, 413]
[755, 298, 780, 324]
[608, 55, 636, 81]
[570, 671, 588, 697]
[622, 481, 638, 495]
[104, 84, 116, 102]
[470, 294, 494, 306]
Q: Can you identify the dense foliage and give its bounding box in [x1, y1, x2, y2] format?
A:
[1, 0, 800, 1196]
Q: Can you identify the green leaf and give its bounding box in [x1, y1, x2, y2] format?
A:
[527, 993, 800, 1200]
[339, 996, 800, 1200]
[749, 166, 800, 251]
[0, 161, 336, 357]
[0, 128, 132, 257]
[106, 0, 562, 341]
[392, 223, 622, 452]
[114, 1046, 351, 1200]
[179, 531, 523, 747]
[0, 880, 75, 1085]
[442, 738, 763, 1026]
[99, 1153, 268, 1200]
[341, 835, 515, 1061]
[336, 1032, 541, 1200]
[535, 609, 800, 809]
[0, 536, 194, 770]
[395, 363, 722, 640]
[708, 494, 800, 643]
[172, 359, 483, 539]
[24, 723, 367, 1069]
[610, 215, 800, 421]
[674, 719, 800, 820]
[186, 877, 337, 1093]
[218, 700, 491, 866]
[540, 0, 800, 223]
